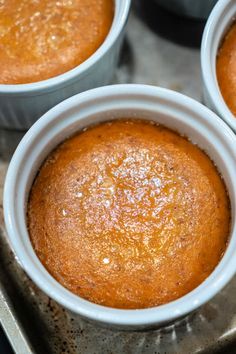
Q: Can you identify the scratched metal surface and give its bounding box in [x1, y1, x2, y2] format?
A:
[0, 9, 236, 354]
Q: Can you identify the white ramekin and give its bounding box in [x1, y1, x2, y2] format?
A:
[3, 84, 236, 330]
[201, 0, 236, 132]
[0, 0, 130, 130]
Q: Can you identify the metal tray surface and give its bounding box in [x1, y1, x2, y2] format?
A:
[0, 10, 236, 354]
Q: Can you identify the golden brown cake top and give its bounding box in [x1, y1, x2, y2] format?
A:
[0, 0, 113, 84]
[28, 120, 230, 309]
[217, 22, 236, 116]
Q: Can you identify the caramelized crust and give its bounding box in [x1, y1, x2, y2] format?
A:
[217, 22, 236, 116]
[0, 0, 113, 84]
[28, 120, 230, 309]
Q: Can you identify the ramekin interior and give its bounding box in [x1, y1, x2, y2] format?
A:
[0, 0, 130, 94]
[201, 0, 236, 132]
[4, 85, 236, 327]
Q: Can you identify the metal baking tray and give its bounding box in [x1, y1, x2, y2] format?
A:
[1, 8, 236, 354]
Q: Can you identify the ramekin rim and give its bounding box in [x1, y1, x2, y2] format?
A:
[0, 0, 131, 94]
[201, 0, 236, 131]
[4, 84, 236, 326]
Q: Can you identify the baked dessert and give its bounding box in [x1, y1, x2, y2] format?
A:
[217, 22, 236, 116]
[0, 0, 113, 84]
[28, 119, 230, 309]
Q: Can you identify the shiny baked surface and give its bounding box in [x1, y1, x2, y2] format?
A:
[0, 0, 113, 84]
[28, 120, 230, 309]
[217, 22, 236, 116]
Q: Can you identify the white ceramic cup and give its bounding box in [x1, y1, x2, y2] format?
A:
[201, 0, 236, 132]
[3, 84, 236, 330]
[0, 0, 130, 130]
